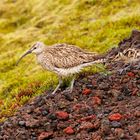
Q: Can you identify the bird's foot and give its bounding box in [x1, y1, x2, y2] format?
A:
[117, 64, 132, 75]
[135, 62, 140, 69]
[117, 68, 126, 75]
[62, 87, 73, 94]
[46, 93, 55, 98]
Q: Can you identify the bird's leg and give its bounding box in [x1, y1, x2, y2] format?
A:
[117, 63, 131, 74]
[52, 76, 62, 95]
[136, 61, 140, 69]
[63, 76, 75, 93]
[69, 77, 75, 93]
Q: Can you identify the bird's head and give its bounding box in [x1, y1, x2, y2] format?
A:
[16, 42, 45, 65]
[29, 42, 45, 54]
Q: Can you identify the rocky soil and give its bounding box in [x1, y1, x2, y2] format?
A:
[0, 30, 140, 140]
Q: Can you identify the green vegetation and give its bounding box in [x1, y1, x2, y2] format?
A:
[0, 0, 140, 121]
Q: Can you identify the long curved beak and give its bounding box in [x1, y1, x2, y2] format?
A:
[16, 50, 32, 66]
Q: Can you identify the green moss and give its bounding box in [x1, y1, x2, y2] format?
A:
[0, 0, 140, 121]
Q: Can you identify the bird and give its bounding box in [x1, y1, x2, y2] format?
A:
[112, 47, 140, 63]
[16, 42, 106, 95]
[107, 41, 140, 73]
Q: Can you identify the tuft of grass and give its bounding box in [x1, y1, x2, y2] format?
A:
[0, 0, 140, 121]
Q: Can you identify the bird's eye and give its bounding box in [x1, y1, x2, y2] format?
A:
[34, 47, 37, 49]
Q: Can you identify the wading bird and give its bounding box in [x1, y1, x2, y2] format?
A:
[16, 42, 105, 94]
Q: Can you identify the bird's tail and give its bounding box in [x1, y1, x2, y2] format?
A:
[91, 53, 107, 63]
[81, 58, 107, 68]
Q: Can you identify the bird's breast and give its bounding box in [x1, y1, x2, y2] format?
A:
[37, 54, 54, 71]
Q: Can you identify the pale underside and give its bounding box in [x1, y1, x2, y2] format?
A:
[53, 59, 104, 76]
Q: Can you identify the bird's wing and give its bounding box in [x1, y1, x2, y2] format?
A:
[44, 43, 99, 68]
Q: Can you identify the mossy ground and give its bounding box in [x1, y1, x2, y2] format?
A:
[0, 0, 140, 121]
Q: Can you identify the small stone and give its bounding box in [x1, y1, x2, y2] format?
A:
[2, 135, 9, 139]
[34, 108, 42, 116]
[80, 122, 94, 130]
[79, 115, 96, 122]
[127, 72, 135, 77]
[117, 95, 124, 101]
[128, 125, 137, 135]
[38, 132, 53, 140]
[92, 96, 101, 105]
[42, 110, 49, 116]
[110, 121, 122, 128]
[37, 99, 45, 107]
[104, 109, 111, 114]
[121, 86, 131, 96]
[63, 126, 74, 135]
[86, 84, 93, 88]
[25, 119, 40, 128]
[136, 133, 140, 140]
[18, 121, 25, 126]
[31, 136, 37, 140]
[134, 110, 140, 117]
[92, 132, 102, 140]
[64, 93, 74, 101]
[58, 102, 67, 109]
[3, 121, 10, 128]
[76, 130, 89, 139]
[57, 121, 68, 129]
[56, 111, 69, 120]
[82, 88, 92, 95]
[26, 107, 33, 114]
[98, 82, 109, 90]
[122, 77, 130, 83]
[87, 108, 95, 115]
[47, 113, 57, 120]
[100, 124, 110, 135]
[0, 136, 3, 139]
[92, 80, 97, 88]
[108, 113, 122, 121]
[31, 132, 36, 136]
[93, 120, 101, 129]
[114, 128, 124, 138]
[109, 89, 121, 97]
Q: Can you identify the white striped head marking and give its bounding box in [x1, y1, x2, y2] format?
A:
[30, 42, 45, 54]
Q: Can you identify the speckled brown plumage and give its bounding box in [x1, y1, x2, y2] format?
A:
[17, 42, 105, 94]
[105, 29, 140, 74]
[40, 43, 103, 69]
[106, 29, 140, 63]
[112, 47, 140, 63]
